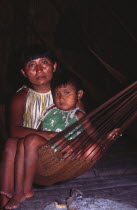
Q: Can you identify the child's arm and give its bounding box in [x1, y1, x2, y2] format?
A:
[77, 111, 120, 140]
[64, 110, 101, 160]
[76, 111, 121, 159]
[76, 111, 97, 136]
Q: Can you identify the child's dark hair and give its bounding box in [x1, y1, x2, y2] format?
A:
[18, 43, 57, 69]
[51, 71, 83, 92]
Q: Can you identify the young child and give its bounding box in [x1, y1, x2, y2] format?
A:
[41, 71, 85, 139]
[40, 71, 93, 157]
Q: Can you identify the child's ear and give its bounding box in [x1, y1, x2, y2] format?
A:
[20, 69, 27, 77]
[53, 62, 57, 72]
[77, 90, 84, 100]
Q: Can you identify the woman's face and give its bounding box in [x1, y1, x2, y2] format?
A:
[21, 57, 57, 91]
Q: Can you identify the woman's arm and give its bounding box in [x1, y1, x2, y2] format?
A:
[9, 89, 57, 139]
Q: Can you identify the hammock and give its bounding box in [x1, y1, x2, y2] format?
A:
[34, 81, 137, 186]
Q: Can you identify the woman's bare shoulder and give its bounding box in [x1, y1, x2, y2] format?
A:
[11, 88, 29, 105]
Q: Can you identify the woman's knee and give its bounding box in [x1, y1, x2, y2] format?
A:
[3, 138, 18, 155]
[24, 134, 45, 149]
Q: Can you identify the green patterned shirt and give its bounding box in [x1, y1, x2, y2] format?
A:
[41, 106, 85, 140]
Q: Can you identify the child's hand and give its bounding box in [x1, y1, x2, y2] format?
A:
[107, 128, 122, 141]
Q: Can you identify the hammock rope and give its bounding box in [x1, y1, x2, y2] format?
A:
[35, 81, 137, 186]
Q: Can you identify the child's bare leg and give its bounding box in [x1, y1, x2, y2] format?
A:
[0, 138, 18, 208]
[23, 134, 48, 196]
[80, 143, 101, 160]
[5, 138, 26, 209]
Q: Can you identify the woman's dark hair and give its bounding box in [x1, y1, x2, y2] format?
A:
[18, 43, 57, 69]
[51, 71, 84, 92]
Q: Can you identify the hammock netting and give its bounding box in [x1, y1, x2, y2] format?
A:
[34, 81, 137, 186]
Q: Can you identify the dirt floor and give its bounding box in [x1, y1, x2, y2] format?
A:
[14, 136, 137, 210]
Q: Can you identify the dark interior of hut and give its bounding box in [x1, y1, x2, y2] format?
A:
[0, 0, 137, 142]
[0, 0, 137, 209]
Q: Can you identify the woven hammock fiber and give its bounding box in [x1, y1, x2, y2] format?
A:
[34, 81, 137, 186]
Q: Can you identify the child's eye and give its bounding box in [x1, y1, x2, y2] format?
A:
[55, 92, 60, 96]
[65, 91, 70, 95]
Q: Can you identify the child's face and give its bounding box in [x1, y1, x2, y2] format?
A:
[53, 83, 83, 111]
[21, 57, 57, 90]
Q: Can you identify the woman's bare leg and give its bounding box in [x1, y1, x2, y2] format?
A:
[5, 134, 48, 209]
[0, 138, 18, 208]
[5, 139, 26, 209]
[23, 134, 48, 196]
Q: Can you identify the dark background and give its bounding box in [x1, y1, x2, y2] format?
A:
[0, 0, 137, 141]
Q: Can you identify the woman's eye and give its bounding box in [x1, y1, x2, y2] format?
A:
[42, 61, 47, 64]
[41, 60, 47, 65]
[28, 63, 35, 68]
[65, 91, 69, 95]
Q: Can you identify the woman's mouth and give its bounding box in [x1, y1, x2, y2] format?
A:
[36, 76, 46, 80]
